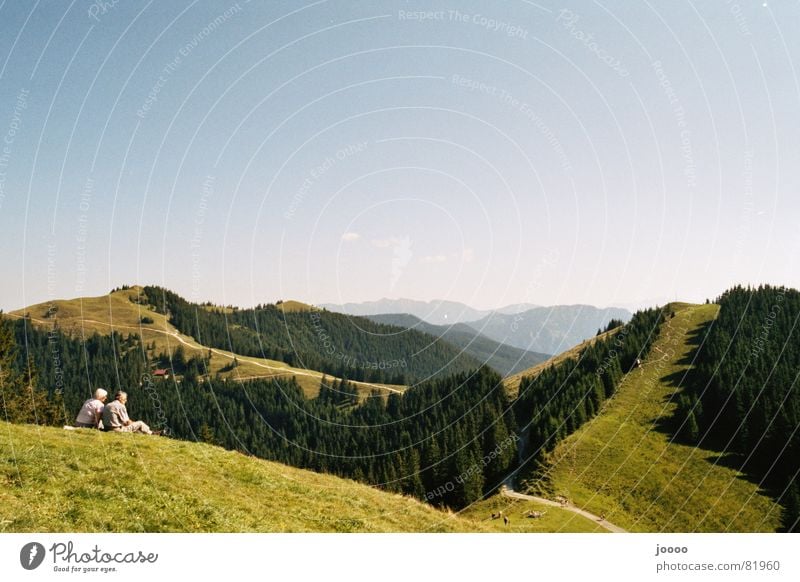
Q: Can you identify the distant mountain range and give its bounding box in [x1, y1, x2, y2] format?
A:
[319, 298, 539, 326]
[464, 305, 632, 355]
[365, 313, 550, 377]
[322, 299, 631, 356]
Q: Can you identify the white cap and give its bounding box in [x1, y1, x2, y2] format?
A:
[94, 388, 108, 400]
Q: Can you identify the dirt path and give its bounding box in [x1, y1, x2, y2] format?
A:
[500, 486, 627, 533]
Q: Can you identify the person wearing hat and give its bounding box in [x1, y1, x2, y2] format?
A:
[75, 388, 108, 429]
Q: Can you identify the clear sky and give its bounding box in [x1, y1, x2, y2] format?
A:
[1, 0, 798, 312]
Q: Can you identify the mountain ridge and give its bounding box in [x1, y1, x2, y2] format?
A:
[520, 302, 783, 532]
[319, 298, 540, 325]
[464, 304, 632, 355]
[365, 313, 550, 377]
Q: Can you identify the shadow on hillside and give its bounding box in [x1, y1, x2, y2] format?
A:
[699, 451, 780, 507]
[651, 319, 777, 498]
[652, 319, 709, 436]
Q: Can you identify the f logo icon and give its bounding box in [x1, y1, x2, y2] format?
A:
[20, 542, 46, 570]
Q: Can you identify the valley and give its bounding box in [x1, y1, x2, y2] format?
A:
[1, 284, 798, 533]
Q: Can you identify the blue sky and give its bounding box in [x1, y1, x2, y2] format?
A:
[1, 0, 798, 311]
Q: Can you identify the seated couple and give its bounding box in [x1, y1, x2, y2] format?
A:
[75, 389, 156, 435]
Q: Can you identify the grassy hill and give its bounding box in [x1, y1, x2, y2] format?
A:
[141, 285, 485, 385]
[275, 300, 318, 313]
[8, 287, 403, 399]
[0, 421, 601, 533]
[366, 313, 550, 377]
[521, 303, 783, 532]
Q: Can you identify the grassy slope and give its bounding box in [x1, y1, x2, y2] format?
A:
[8, 287, 403, 399]
[523, 303, 782, 532]
[276, 300, 318, 313]
[0, 421, 603, 533]
[502, 327, 621, 398]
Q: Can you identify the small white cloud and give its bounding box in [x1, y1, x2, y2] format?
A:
[341, 232, 361, 242]
[420, 254, 447, 264]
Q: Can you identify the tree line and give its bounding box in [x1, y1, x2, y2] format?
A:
[670, 285, 800, 531]
[0, 302, 671, 512]
[141, 286, 483, 384]
[1, 313, 514, 509]
[513, 306, 667, 462]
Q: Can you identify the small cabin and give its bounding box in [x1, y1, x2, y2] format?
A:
[153, 368, 170, 379]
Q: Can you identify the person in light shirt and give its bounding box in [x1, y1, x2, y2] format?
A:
[102, 391, 154, 434]
[74, 388, 108, 429]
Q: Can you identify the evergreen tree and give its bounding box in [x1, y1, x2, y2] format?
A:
[674, 285, 800, 527]
[483, 417, 515, 487]
[450, 446, 483, 507]
[420, 439, 442, 500]
[782, 482, 800, 533]
[0, 316, 62, 426]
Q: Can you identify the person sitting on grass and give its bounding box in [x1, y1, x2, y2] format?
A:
[74, 388, 108, 429]
[102, 391, 154, 434]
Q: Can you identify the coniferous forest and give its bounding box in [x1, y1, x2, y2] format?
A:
[671, 285, 800, 531]
[141, 286, 482, 384]
[1, 314, 514, 509]
[512, 306, 666, 461]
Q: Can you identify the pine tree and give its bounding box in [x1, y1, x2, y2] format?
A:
[683, 409, 700, 444]
[782, 482, 800, 533]
[450, 446, 484, 507]
[483, 417, 515, 486]
[402, 448, 425, 499]
[199, 423, 219, 445]
[420, 439, 442, 499]
[0, 317, 61, 426]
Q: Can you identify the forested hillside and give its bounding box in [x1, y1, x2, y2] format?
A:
[512, 306, 666, 463]
[366, 313, 550, 376]
[141, 286, 482, 384]
[1, 314, 515, 509]
[671, 285, 800, 531]
[1, 298, 665, 512]
[524, 303, 782, 532]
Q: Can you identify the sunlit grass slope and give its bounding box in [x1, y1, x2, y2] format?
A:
[0, 421, 500, 533]
[524, 303, 782, 532]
